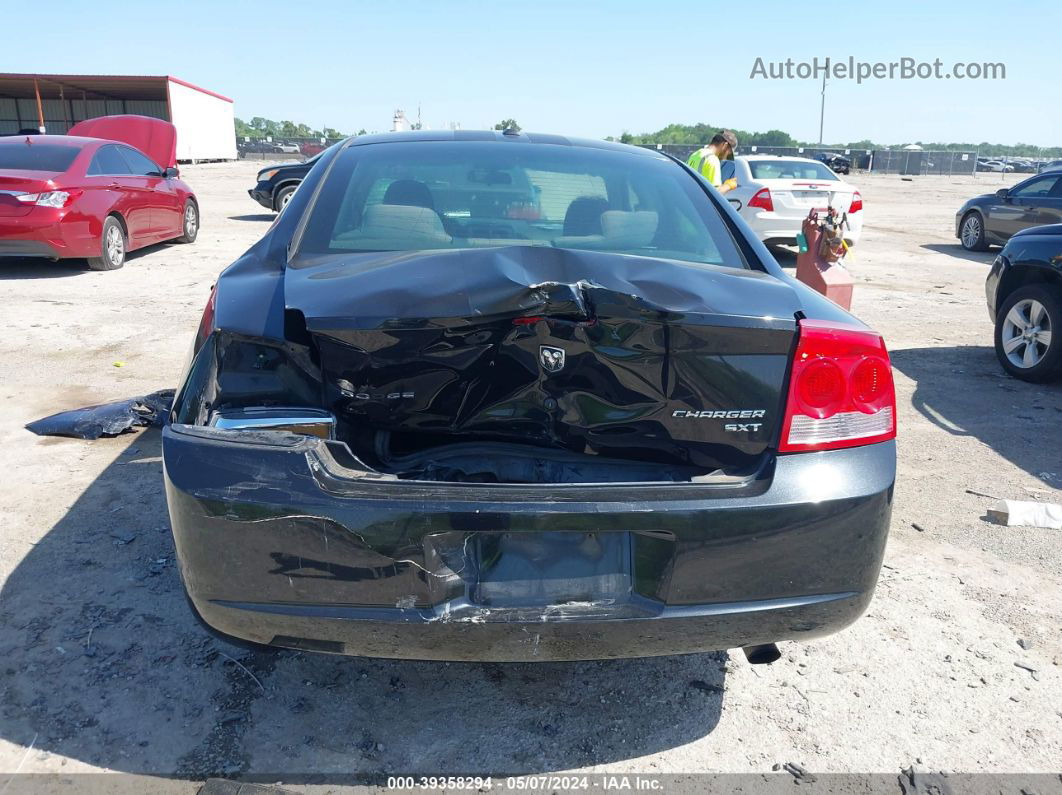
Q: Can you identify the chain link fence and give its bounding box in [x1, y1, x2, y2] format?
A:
[637, 143, 981, 176]
[235, 136, 347, 160]
[862, 149, 977, 176]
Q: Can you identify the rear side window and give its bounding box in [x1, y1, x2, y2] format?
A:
[87, 145, 133, 176]
[117, 146, 161, 176]
[1011, 176, 1059, 198]
[748, 160, 839, 181]
[296, 141, 746, 269]
[0, 143, 79, 172]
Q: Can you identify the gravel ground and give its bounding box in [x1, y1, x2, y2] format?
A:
[0, 162, 1059, 786]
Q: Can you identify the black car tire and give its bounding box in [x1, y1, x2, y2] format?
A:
[960, 211, 990, 252]
[87, 216, 126, 271]
[175, 200, 199, 244]
[994, 284, 1062, 382]
[274, 185, 297, 213]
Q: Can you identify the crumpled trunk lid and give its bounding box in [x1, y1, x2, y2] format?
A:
[286, 246, 800, 471]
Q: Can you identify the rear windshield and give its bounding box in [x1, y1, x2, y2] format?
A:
[0, 143, 79, 173]
[295, 141, 745, 268]
[748, 160, 839, 181]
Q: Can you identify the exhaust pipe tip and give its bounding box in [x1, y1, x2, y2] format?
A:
[742, 643, 781, 665]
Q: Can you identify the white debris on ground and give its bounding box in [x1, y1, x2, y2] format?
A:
[988, 500, 1062, 529]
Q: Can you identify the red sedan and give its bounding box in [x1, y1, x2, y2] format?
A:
[0, 116, 198, 270]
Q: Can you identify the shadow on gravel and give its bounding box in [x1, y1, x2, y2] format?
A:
[0, 258, 89, 279]
[890, 344, 1062, 485]
[765, 244, 797, 269]
[228, 214, 275, 223]
[919, 243, 997, 265]
[0, 431, 726, 779]
[0, 245, 175, 280]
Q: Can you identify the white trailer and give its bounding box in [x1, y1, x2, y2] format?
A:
[0, 73, 238, 162]
[165, 77, 237, 162]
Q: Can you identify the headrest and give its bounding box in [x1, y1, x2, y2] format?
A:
[383, 179, 435, 210]
[563, 196, 609, 236]
[360, 204, 450, 243]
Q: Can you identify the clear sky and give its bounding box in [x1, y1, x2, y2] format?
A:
[4, 0, 1059, 146]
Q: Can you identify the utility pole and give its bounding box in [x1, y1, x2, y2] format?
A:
[818, 72, 827, 145]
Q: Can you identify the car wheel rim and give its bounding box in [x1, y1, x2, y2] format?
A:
[106, 226, 124, 264]
[961, 216, 980, 247]
[1001, 298, 1052, 368]
[185, 205, 198, 237]
[280, 192, 292, 209]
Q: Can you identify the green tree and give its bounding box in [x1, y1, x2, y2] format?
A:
[248, 117, 279, 136]
[237, 117, 359, 141]
[751, 129, 796, 147]
[608, 122, 1062, 158]
[615, 123, 799, 148]
[494, 118, 521, 132]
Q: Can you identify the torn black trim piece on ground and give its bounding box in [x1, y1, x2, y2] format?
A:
[25, 390, 174, 440]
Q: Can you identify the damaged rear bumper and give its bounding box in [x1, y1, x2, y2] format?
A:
[163, 425, 894, 661]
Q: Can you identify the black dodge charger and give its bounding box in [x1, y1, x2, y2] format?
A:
[166, 131, 896, 662]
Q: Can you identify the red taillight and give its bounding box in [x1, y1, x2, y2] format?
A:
[778, 318, 896, 452]
[848, 191, 863, 213]
[194, 284, 217, 353]
[748, 188, 774, 212]
[15, 189, 82, 208]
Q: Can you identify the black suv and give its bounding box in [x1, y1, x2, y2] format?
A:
[248, 148, 332, 212]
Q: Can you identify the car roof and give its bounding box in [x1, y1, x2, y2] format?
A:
[0, 135, 101, 148]
[338, 129, 667, 159]
[735, 154, 824, 164]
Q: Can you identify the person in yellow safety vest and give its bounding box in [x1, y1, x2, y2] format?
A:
[687, 130, 739, 194]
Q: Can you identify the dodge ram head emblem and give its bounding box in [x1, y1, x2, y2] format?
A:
[539, 345, 566, 373]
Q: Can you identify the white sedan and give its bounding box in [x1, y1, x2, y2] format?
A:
[720, 156, 863, 246]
